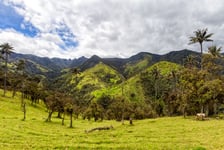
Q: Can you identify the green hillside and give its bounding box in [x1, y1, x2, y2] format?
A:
[122, 61, 182, 102]
[1, 90, 224, 149]
[56, 61, 182, 102]
[77, 62, 122, 89]
[145, 61, 182, 75]
[55, 62, 124, 99]
[124, 54, 151, 77]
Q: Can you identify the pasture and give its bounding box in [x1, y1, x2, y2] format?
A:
[0, 91, 224, 149]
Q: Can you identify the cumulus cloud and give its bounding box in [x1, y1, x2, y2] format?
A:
[1, 0, 224, 58]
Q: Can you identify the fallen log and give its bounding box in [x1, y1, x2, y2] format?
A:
[85, 125, 113, 133]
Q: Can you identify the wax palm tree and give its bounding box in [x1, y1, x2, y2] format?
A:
[208, 45, 222, 58]
[184, 55, 199, 68]
[71, 67, 80, 84]
[0, 43, 14, 96]
[189, 28, 213, 69]
[151, 66, 160, 99]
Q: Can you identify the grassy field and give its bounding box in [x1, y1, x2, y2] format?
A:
[0, 90, 224, 149]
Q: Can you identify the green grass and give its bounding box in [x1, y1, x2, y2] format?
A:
[1, 90, 224, 149]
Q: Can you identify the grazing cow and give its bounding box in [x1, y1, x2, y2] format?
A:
[196, 113, 205, 120]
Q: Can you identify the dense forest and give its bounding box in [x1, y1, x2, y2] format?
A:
[0, 28, 224, 126]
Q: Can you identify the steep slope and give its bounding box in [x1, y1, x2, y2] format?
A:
[79, 55, 103, 71]
[78, 49, 198, 77]
[54, 62, 123, 99]
[161, 49, 199, 65]
[9, 53, 87, 78]
[7, 49, 199, 81]
[121, 61, 182, 102]
[58, 61, 182, 102]
[123, 54, 152, 77]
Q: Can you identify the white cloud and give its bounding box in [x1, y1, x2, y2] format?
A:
[1, 0, 224, 58]
[0, 29, 67, 58]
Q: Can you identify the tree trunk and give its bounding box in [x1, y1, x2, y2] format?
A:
[3, 55, 8, 97]
[23, 103, 26, 121]
[213, 102, 217, 115]
[201, 105, 204, 113]
[69, 111, 73, 128]
[12, 87, 16, 98]
[85, 126, 113, 133]
[57, 112, 62, 118]
[129, 118, 133, 125]
[183, 106, 186, 118]
[155, 80, 158, 99]
[62, 112, 65, 125]
[121, 113, 124, 125]
[46, 111, 53, 122]
[200, 42, 203, 70]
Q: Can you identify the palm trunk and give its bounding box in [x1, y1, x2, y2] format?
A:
[201, 105, 204, 113]
[200, 43, 203, 70]
[183, 106, 186, 118]
[3, 55, 8, 96]
[155, 80, 158, 99]
[213, 102, 217, 115]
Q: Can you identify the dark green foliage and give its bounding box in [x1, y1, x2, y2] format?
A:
[84, 102, 104, 121]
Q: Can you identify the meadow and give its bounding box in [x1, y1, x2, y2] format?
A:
[0, 90, 224, 150]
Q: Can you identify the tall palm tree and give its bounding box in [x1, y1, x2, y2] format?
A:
[71, 67, 80, 84]
[184, 55, 198, 68]
[151, 66, 160, 99]
[189, 28, 213, 69]
[208, 45, 222, 58]
[0, 43, 14, 96]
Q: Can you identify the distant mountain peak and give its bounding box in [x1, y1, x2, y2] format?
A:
[8, 49, 199, 79]
[90, 55, 101, 59]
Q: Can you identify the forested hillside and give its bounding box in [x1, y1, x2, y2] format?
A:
[1, 29, 224, 122]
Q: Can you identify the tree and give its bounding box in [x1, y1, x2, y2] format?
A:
[107, 96, 131, 122]
[71, 67, 80, 84]
[189, 28, 213, 69]
[64, 96, 74, 128]
[208, 46, 222, 58]
[184, 55, 199, 69]
[178, 67, 201, 116]
[12, 59, 26, 98]
[84, 102, 103, 122]
[0, 43, 14, 96]
[151, 67, 160, 99]
[45, 92, 64, 122]
[198, 79, 224, 115]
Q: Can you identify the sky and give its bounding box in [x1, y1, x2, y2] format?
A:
[0, 0, 224, 59]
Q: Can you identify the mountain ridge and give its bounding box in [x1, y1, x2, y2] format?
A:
[8, 49, 199, 78]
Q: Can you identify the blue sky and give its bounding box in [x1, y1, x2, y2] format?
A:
[0, 2, 38, 37]
[0, 0, 224, 58]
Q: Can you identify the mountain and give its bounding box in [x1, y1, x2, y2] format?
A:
[78, 49, 199, 77]
[4, 49, 202, 103]
[7, 49, 199, 79]
[56, 60, 182, 102]
[123, 61, 182, 102]
[79, 55, 103, 71]
[9, 53, 87, 78]
[161, 49, 199, 65]
[53, 62, 123, 99]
